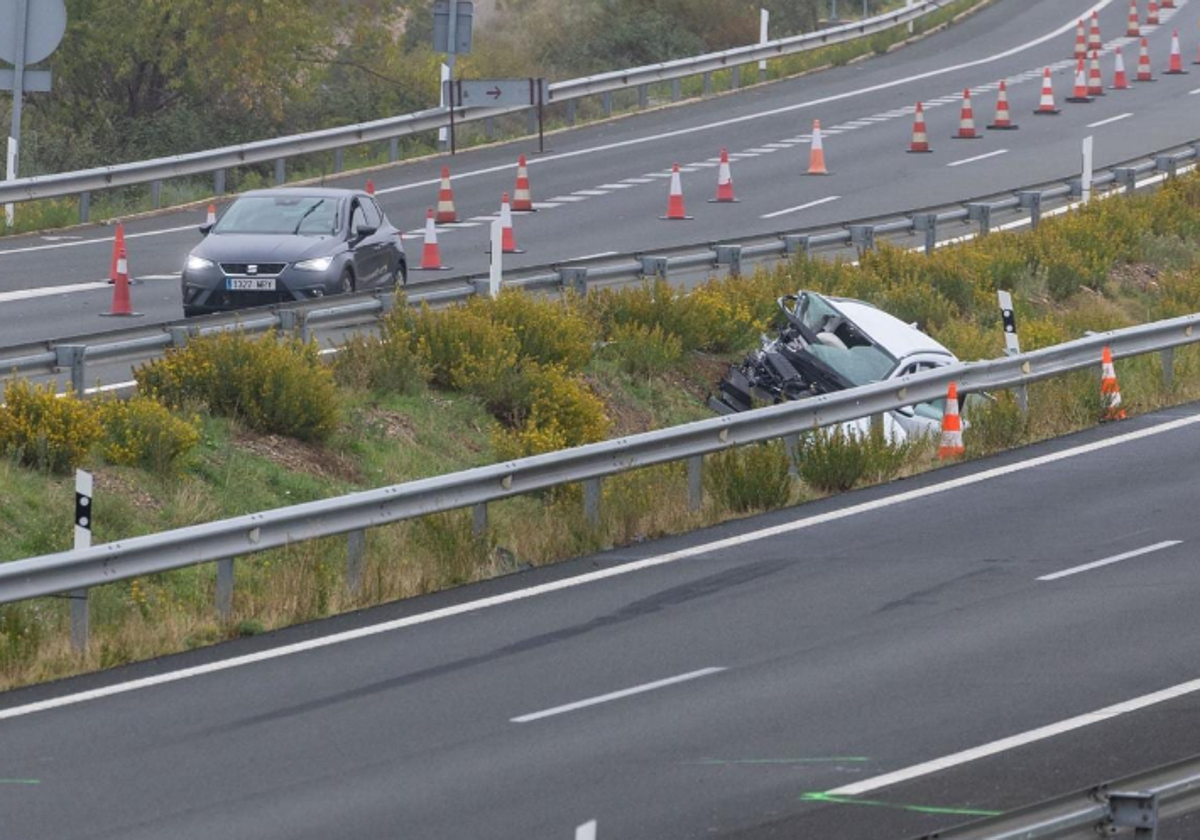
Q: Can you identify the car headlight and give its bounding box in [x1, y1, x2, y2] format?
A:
[294, 256, 334, 272]
[186, 255, 214, 271]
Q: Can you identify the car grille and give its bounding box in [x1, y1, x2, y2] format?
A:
[219, 263, 287, 277]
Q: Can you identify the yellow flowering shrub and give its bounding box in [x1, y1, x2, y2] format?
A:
[485, 291, 594, 371]
[0, 380, 102, 473]
[98, 396, 201, 474]
[493, 365, 609, 459]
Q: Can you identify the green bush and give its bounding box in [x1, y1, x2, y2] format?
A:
[704, 441, 793, 513]
[135, 331, 340, 442]
[411, 303, 520, 395]
[99, 396, 201, 474]
[333, 301, 426, 395]
[493, 365, 610, 459]
[609, 322, 684, 376]
[0, 380, 103, 473]
[487, 291, 594, 371]
[963, 393, 1028, 455]
[798, 424, 919, 493]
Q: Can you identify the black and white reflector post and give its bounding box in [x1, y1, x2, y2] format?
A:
[71, 469, 92, 651]
[998, 291, 1028, 415]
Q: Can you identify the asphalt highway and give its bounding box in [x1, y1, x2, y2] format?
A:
[3, 405, 1200, 838]
[3, 0, 1200, 345]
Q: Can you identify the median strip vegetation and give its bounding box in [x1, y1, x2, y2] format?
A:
[5, 172, 1200, 689]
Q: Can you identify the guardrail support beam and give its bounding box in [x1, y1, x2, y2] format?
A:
[784, 433, 801, 479]
[671, 79, 682, 102]
[1114, 167, 1138, 194]
[1018, 191, 1042, 229]
[79, 191, 90, 224]
[151, 180, 162, 209]
[967, 203, 992, 237]
[715, 245, 743, 277]
[641, 256, 669, 280]
[1161, 347, 1175, 390]
[346, 530, 366, 596]
[583, 478, 602, 526]
[214, 169, 226, 196]
[849, 225, 876, 252]
[566, 101, 577, 127]
[731, 66, 741, 89]
[70, 589, 88, 653]
[216, 558, 235, 621]
[687, 455, 704, 511]
[602, 92, 613, 116]
[783, 235, 812, 258]
[1108, 791, 1158, 839]
[638, 84, 649, 109]
[1155, 155, 1178, 178]
[912, 214, 937, 255]
[561, 267, 589, 297]
[275, 159, 286, 186]
[389, 138, 400, 163]
[472, 502, 488, 537]
[55, 345, 87, 398]
[702, 72, 713, 95]
[334, 149, 344, 174]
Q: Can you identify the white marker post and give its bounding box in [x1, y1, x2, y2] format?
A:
[576, 820, 597, 840]
[907, 0, 915, 34]
[998, 290, 1028, 415]
[72, 469, 92, 652]
[1081, 135, 1094, 205]
[759, 9, 770, 74]
[5, 136, 16, 229]
[489, 218, 503, 299]
[439, 62, 451, 151]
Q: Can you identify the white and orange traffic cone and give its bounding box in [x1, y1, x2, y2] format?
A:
[1162, 0, 1175, 9]
[1074, 18, 1087, 59]
[1111, 47, 1131, 89]
[938, 382, 965, 459]
[806, 120, 830, 175]
[1088, 11, 1103, 52]
[1034, 67, 1061, 114]
[512, 154, 535, 212]
[1088, 50, 1107, 96]
[1167, 28, 1188, 74]
[661, 163, 694, 219]
[709, 148, 739, 202]
[416, 209, 451, 271]
[1101, 346, 1127, 421]
[908, 102, 932, 152]
[1067, 59, 1094, 102]
[1148, 1, 1160, 25]
[499, 192, 524, 253]
[1127, 0, 1141, 37]
[954, 89, 982, 139]
[987, 82, 1018, 130]
[101, 232, 141, 318]
[435, 166, 458, 223]
[1136, 37, 1156, 81]
[205, 204, 217, 227]
[365, 179, 376, 196]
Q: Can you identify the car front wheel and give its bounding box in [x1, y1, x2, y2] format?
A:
[337, 268, 354, 296]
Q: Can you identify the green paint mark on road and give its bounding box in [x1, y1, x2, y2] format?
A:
[800, 792, 1001, 817]
[0, 779, 40, 785]
[691, 757, 870, 766]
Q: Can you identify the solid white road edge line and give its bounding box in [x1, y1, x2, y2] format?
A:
[3, 410, 1200, 722]
[828, 672, 1200, 796]
[510, 668, 726, 723]
[761, 196, 841, 219]
[1037, 540, 1181, 581]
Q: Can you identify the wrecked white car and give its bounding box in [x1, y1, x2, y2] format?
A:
[709, 291, 962, 442]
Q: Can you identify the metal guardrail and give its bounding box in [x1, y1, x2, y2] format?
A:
[912, 753, 1200, 838]
[2, 137, 1197, 389]
[0, 2, 940, 211]
[0, 311, 1196, 633]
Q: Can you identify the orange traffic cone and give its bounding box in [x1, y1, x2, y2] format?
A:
[908, 102, 932, 152]
[499, 192, 524, 253]
[1067, 59, 1094, 102]
[1111, 47, 1130, 89]
[709, 148, 738, 202]
[1127, 0, 1140, 37]
[1088, 50, 1106, 96]
[1167, 29, 1188, 74]
[1034, 67, 1061, 114]
[806, 120, 830, 175]
[101, 234, 141, 318]
[661, 163, 694, 220]
[938, 382, 965, 459]
[206, 204, 217, 227]
[1101, 346, 1126, 421]
[953, 89, 982, 138]
[1088, 11, 1102, 53]
[1074, 19, 1087, 59]
[108, 222, 126, 284]
[365, 179, 376, 196]
[1162, 0, 1174, 9]
[1136, 37, 1156, 81]
[416, 209, 450, 271]
[512, 154, 535, 212]
[435, 166, 458, 223]
[1148, 1, 1159, 25]
[987, 82, 1018, 130]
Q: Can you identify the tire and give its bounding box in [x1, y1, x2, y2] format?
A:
[338, 267, 355, 296]
[392, 259, 407, 289]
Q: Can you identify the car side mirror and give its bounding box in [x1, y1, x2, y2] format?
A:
[353, 225, 378, 241]
[199, 223, 214, 236]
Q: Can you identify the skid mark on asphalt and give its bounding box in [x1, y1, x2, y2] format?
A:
[801, 792, 1002, 817]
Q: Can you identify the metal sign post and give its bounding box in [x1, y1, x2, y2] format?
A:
[433, 1, 473, 153]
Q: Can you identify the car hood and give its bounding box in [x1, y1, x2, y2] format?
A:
[191, 234, 341, 265]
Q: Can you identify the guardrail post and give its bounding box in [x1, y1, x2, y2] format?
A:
[485, 116, 496, 140]
[472, 502, 488, 537]
[715, 245, 742, 277]
[346, 529, 366, 596]
[602, 92, 613, 116]
[1114, 167, 1138, 194]
[214, 169, 226, 196]
[849, 225, 876, 252]
[55, 345, 88, 397]
[1107, 791, 1158, 839]
[389, 138, 400, 163]
[784, 433, 801, 479]
[1068, 177, 1083, 200]
[278, 309, 299, 337]
[151, 180, 162, 209]
[168, 325, 192, 348]
[671, 79, 682, 102]
[79, 191, 90, 224]
[1015, 385, 1029, 417]
[583, 478, 602, 526]
[1161, 347, 1175, 390]
[526, 108, 537, 134]
[334, 149, 344, 174]
[702, 72, 713, 95]
[967, 203, 992, 236]
[1155, 155, 1178, 179]
[641, 256, 669, 279]
[638, 84, 649, 109]
[783, 235, 812, 258]
[216, 558, 234, 621]
[297, 310, 312, 345]
[1018, 191, 1042, 229]
[687, 455, 704, 511]
[912, 214, 937, 254]
[731, 66, 741, 89]
[561, 267, 589, 296]
[566, 101, 577, 127]
[378, 291, 397, 315]
[275, 159, 286, 186]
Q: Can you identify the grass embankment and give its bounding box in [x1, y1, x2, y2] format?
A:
[5, 171, 1200, 690]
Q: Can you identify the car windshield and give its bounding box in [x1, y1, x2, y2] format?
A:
[795, 294, 898, 386]
[213, 196, 341, 236]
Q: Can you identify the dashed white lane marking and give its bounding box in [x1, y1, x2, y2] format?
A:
[439, 222, 480, 229]
[511, 668, 727, 723]
[729, 152, 760, 158]
[572, 189, 610, 196]
[531, 202, 562, 209]
[829, 671, 1200, 796]
[1189, 86, 1200, 94]
[548, 195, 589, 202]
[746, 147, 779, 153]
[0, 223, 200, 257]
[947, 149, 1009, 167]
[0, 280, 111, 303]
[466, 216, 498, 223]
[621, 177, 654, 184]
[689, 161, 721, 168]
[1087, 112, 1134, 128]
[597, 183, 636, 189]
[761, 195, 841, 219]
[646, 172, 675, 178]
[1037, 540, 1181, 581]
[563, 250, 619, 262]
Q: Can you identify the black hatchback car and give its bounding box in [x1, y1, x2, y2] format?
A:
[181, 188, 406, 317]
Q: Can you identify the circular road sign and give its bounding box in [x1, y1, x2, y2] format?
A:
[0, 0, 67, 66]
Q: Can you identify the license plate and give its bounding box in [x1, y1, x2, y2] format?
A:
[226, 278, 276, 291]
